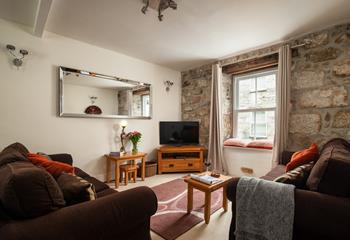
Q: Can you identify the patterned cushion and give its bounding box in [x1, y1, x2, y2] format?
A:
[274, 162, 314, 189]
[56, 172, 96, 206]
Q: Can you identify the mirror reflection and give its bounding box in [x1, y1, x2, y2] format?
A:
[59, 67, 151, 119]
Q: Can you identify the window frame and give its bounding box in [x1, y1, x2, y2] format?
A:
[233, 68, 277, 140]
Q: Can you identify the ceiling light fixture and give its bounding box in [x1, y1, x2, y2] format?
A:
[142, 0, 177, 21]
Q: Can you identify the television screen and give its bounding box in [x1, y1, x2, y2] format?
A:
[159, 121, 199, 145]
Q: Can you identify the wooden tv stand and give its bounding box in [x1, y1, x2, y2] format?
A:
[157, 145, 205, 174]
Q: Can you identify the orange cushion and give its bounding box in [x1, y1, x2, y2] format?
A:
[27, 153, 75, 177]
[285, 144, 319, 172]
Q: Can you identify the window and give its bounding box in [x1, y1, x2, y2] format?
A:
[234, 69, 277, 140]
[141, 94, 150, 117]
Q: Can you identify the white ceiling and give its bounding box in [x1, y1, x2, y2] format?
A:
[1, 0, 350, 71]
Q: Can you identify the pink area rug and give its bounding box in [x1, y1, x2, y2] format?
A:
[150, 178, 223, 240]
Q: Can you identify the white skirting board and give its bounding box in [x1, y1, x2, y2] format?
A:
[224, 146, 273, 177]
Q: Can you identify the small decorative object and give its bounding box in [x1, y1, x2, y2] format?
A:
[84, 96, 102, 115]
[109, 152, 120, 157]
[204, 160, 211, 172]
[6, 44, 29, 69]
[164, 80, 174, 92]
[127, 131, 142, 154]
[210, 171, 221, 178]
[141, 0, 177, 21]
[120, 120, 128, 155]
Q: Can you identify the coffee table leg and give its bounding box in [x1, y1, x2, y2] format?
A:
[187, 184, 193, 214]
[223, 185, 228, 212]
[204, 191, 211, 224]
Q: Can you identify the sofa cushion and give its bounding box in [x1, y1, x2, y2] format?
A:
[0, 161, 65, 218]
[260, 165, 285, 180]
[285, 144, 318, 172]
[28, 153, 75, 178]
[0, 148, 28, 168]
[306, 138, 350, 197]
[274, 162, 314, 188]
[74, 167, 110, 193]
[57, 172, 96, 205]
[2, 142, 29, 157]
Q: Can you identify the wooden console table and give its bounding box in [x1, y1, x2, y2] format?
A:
[157, 146, 205, 174]
[105, 152, 147, 188]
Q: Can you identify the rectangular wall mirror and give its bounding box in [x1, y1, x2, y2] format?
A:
[59, 66, 152, 119]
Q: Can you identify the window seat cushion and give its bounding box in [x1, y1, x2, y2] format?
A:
[224, 138, 273, 149]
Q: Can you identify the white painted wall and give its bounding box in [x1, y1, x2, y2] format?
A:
[64, 83, 118, 115]
[0, 19, 181, 180]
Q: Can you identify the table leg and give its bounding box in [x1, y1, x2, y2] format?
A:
[204, 191, 211, 224]
[187, 184, 193, 214]
[223, 185, 228, 212]
[141, 155, 146, 181]
[106, 157, 111, 183]
[115, 161, 120, 188]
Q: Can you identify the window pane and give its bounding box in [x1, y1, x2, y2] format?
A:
[237, 112, 254, 139]
[238, 78, 255, 109]
[141, 95, 150, 117]
[266, 111, 275, 140]
[256, 74, 276, 108]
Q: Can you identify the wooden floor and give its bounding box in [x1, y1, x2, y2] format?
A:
[108, 173, 232, 240]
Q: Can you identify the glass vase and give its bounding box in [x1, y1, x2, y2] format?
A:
[132, 142, 138, 154]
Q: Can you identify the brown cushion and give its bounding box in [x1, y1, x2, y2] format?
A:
[56, 172, 96, 206]
[0, 148, 28, 168]
[75, 167, 109, 193]
[2, 142, 29, 157]
[306, 138, 350, 197]
[0, 162, 65, 218]
[274, 162, 314, 188]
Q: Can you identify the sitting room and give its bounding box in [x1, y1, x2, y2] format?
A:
[1, 0, 350, 240]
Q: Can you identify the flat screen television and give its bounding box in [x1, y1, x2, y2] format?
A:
[159, 121, 199, 145]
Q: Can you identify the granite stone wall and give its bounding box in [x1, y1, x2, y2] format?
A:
[181, 22, 350, 150]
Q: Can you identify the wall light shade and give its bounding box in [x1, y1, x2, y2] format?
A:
[120, 120, 128, 127]
[6, 44, 29, 68]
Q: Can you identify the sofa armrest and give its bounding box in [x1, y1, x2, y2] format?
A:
[0, 186, 157, 240]
[226, 178, 350, 239]
[49, 153, 73, 165]
[280, 151, 295, 165]
[294, 189, 350, 238]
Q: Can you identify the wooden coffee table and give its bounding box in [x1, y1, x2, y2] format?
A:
[184, 172, 232, 224]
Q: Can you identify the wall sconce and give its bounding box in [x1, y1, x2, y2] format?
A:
[164, 80, 174, 92]
[6, 44, 29, 69]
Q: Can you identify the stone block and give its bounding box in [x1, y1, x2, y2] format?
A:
[304, 32, 329, 48]
[333, 59, 350, 77]
[305, 47, 340, 63]
[289, 114, 321, 135]
[333, 111, 350, 128]
[292, 70, 325, 89]
[299, 86, 348, 108]
[335, 33, 350, 45]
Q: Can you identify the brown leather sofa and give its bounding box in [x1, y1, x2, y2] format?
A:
[0, 153, 158, 240]
[227, 145, 350, 240]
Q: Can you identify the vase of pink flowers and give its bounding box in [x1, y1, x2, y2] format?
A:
[127, 131, 142, 154]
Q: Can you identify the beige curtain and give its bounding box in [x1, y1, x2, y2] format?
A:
[272, 45, 291, 165]
[208, 64, 227, 173]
